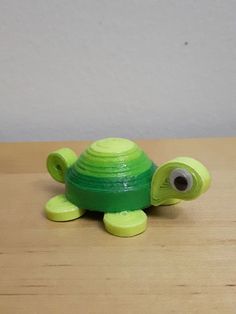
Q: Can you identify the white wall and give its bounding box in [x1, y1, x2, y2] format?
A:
[0, 0, 235, 141]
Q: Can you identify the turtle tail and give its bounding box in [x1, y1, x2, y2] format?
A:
[47, 148, 78, 183]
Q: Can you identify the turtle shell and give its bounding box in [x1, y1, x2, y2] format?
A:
[65, 138, 157, 212]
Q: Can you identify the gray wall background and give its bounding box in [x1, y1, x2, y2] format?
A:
[0, 0, 235, 141]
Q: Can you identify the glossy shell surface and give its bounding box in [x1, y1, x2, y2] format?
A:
[65, 138, 156, 212]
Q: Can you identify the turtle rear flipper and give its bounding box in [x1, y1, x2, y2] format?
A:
[45, 194, 86, 221]
[47, 148, 77, 183]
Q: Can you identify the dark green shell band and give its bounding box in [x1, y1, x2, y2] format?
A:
[65, 164, 157, 212]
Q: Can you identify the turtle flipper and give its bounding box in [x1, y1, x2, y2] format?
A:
[162, 199, 181, 206]
[103, 210, 147, 237]
[45, 194, 86, 221]
[47, 148, 78, 183]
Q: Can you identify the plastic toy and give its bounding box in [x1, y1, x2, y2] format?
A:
[45, 137, 211, 237]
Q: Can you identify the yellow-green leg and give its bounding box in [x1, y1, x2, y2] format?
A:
[45, 194, 86, 221]
[162, 199, 181, 206]
[103, 210, 147, 237]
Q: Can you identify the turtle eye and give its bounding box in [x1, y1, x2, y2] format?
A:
[169, 168, 193, 192]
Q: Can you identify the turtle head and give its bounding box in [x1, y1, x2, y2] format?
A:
[151, 157, 211, 206]
[47, 148, 78, 183]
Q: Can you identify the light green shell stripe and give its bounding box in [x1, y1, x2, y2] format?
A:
[68, 163, 156, 184]
[73, 152, 153, 177]
[67, 138, 154, 178]
[76, 151, 151, 169]
[89, 137, 138, 156]
[89, 145, 138, 157]
[66, 163, 157, 191]
[81, 146, 144, 164]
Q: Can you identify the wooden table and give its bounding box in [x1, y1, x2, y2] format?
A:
[0, 138, 235, 313]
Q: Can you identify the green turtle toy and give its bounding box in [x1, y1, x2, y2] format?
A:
[45, 137, 211, 237]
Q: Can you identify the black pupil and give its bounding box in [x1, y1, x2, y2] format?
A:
[174, 176, 188, 191]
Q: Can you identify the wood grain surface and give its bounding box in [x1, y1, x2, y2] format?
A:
[0, 138, 236, 313]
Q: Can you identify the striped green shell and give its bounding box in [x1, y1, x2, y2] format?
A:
[65, 138, 156, 212]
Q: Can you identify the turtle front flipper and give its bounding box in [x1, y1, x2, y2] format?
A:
[45, 148, 85, 221]
[45, 194, 86, 221]
[103, 210, 147, 237]
[151, 157, 211, 206]
[162, 199, 181, 206]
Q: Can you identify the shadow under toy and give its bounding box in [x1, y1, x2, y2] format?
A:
[45, 137, 211, 237]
